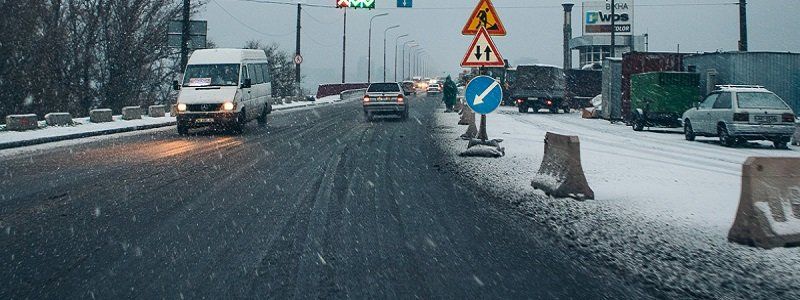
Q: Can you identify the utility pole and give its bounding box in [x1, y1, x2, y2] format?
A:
[738, 0, 748, 51]
[341, 9, 347, 83]
[181, 0, 190, 72]
[610, 0, 616, 58]
[295, 3, 301, 96]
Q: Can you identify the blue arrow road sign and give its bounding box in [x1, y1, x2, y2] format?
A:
[397, 0, 412, 8]
[465, 75, 503, 115]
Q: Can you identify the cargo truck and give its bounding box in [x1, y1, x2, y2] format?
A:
[510, 65, 569, 114]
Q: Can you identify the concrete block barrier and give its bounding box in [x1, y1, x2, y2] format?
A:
[122, 106, 142, 120]
[460, 109, 478, 140]
[459, 105, 474, 126]
[148, 105, 166, 118]
[728, 157, 800, 249]
[5, 114, 39, 131]
[340, 89, 367, 102]
[531, 132, 595, 200]
[793, 125, 799, 146]
[90, 109, 113, 123]
[45, 112, 72, 126]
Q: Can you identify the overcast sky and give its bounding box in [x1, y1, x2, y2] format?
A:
[199, 0, 800, 88]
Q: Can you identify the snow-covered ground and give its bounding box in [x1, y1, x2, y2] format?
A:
[0, 96, 343, 149]
[435, 106, 800, 299]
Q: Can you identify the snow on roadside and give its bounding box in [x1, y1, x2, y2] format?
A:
[0, 96, 344, 148]
[434, 106, 800, 299]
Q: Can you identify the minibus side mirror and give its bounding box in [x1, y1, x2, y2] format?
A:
[173, 80, 181, 91]
[241, 79, 252, 89]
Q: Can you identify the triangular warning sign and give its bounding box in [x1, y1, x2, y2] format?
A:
[461, 0, 506, 36]
[461, 27, 504, 68]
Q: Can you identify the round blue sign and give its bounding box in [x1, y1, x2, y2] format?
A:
[465, 75, 503, 115]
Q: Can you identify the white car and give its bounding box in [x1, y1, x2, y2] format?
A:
[363, 82, 408, 121]
[174, 49, 273, 134]
[427, 83, 442, 94]
[682, 85, 796, 149]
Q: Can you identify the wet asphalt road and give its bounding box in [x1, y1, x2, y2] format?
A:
[0, 95, 650, 299]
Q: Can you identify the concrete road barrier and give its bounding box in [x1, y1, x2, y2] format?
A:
[148, 105, 166, 118]
[459, 105, 474, 126]
[5, 114, 39, 131]
[460, 110, 478, 140]
[793, 125, 799, 146]
[45, 112, 73, 126]
[531, 132, 595, 200]
[728, 157, 800, 249]
[122, 106, 142, 120]
[90, 109, 113, 123]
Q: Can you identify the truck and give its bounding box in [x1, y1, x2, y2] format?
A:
[509, 65, 569, 113]
[629, 72, 700, 131]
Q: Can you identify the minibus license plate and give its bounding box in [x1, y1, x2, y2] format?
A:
[196, 118, 215, 123]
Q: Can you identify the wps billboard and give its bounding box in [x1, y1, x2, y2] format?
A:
[582, 0, 634, 36]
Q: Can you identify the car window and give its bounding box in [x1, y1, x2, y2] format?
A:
[700, 93, 718, 109]
[712, 92, 732, 109]
[368, 83, 401, 93]
[241, 65, 249, 84]
[737, 92, 789, 110]
[183, 64, 240, 86]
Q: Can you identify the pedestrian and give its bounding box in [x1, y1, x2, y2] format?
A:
[442, 75, 458, 112]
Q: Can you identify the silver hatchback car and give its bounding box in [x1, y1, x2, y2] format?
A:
[682, 85, 796, 149]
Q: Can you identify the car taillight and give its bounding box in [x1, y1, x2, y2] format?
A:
[397, 95, 404, 102]
[516, 99, 524, 104]
[733, 113, 749, 122]
[546, 100, 553, 106]
[783, 113, 796, 122]
[363, 96, 370, 103]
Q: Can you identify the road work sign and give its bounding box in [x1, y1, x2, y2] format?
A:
[461, 0, 506, 36]
[465, 75, 503, 115]
[461, 27, 504, 68]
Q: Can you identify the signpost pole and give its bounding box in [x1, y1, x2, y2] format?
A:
[610, 0, 616, 57]
[342, 9, 347, 83]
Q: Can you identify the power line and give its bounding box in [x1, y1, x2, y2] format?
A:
[211, 0, 293, 37]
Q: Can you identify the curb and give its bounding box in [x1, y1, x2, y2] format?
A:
[0, 121, 177, 150]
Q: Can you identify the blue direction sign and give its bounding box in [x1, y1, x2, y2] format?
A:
[465, 75, 503, 115]
[397, 0, 412, 8]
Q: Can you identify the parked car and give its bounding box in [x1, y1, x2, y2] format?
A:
[427, 83, 442, 94]
[173, 48, 272, 134]
[682, 85, 796, 149]
[363, 82, 408, 121]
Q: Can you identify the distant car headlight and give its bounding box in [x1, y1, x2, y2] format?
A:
[177, 103, 187, 112]
[223, 102, 235, 111]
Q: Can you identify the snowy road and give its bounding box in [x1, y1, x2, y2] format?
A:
[435, 106, 800, 299]
[0, 95, 649, 298]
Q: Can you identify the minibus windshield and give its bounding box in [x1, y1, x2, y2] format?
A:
[183, 64, 240, 87]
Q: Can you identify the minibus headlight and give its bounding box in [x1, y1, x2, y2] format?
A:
[223, 102, 235, 111]
[177, 103, 187, 112]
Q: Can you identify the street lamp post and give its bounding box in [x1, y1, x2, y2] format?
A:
[394, 34, 409, 82]
[368, 13, 389, 83]
[407, 45, 418, 80]
[401, 41, 416, 81]
[383, 25, 399, 82]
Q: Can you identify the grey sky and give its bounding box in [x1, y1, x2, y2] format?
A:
[200, 0, 800, 88]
